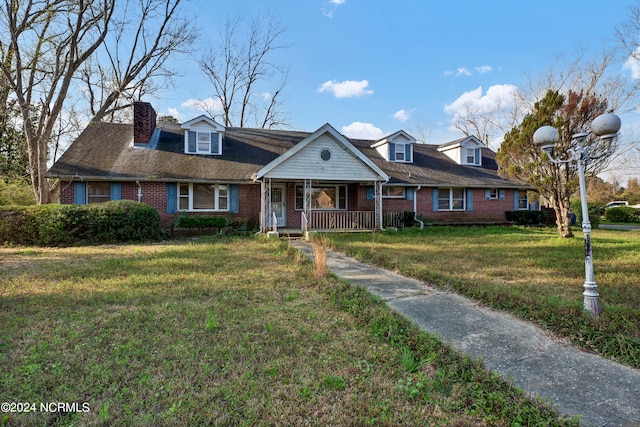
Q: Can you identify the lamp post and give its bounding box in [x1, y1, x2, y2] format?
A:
[533, 113, 621, 316]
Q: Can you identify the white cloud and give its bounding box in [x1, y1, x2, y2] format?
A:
[166, 108, 183, 121]
[341, 122, 385, 140]
[322, 0, 345, 17]
[392, 109, 411, 122]
[624, 48, 640, 80]
[318, 79, 373, 98]
[181, 97, 223, 113]
[475, 65, 492, 74]
[456, 67, 472, 77]
[444, 84, 518, 118]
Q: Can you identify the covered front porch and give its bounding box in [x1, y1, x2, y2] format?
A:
[252, 123, 392, 235]
[258, 178, 387, 234]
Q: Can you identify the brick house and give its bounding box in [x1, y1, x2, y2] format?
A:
[47, 102, 534, 233]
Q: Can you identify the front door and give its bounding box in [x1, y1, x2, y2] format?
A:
[271, 185, 286, 227]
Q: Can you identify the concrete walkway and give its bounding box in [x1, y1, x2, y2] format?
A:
[291, 242, 640, 427]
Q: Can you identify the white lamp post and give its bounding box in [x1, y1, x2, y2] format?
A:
[533, 113, 621, 316]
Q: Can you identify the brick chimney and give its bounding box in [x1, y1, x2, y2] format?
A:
[133, 101, 157, 144]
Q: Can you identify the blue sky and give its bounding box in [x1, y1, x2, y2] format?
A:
[153, 0, 638, 161]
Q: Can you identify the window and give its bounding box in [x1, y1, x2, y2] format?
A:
[466, 148, 476, 164]
[518, 192, 528, 209]
[382, 186, 405, 198]
[87, 182, 110, 203]
[389, 142, 412, 163]
[395, 144, 405, 161]
[295, 184, 347, 210]
[488, 188, 498, 200]
[186, 131, 221, 155]
[177, 183, 229, 211]
[438, 188, 465, 211]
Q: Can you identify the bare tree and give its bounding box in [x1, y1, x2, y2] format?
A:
[83, 0, 197, 122]
[0, 0, 196, 204]
[199, 13, 289, 128]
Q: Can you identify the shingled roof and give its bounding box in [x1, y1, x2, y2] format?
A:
[47, 119, 522, 188]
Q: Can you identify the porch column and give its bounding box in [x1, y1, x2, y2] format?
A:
[375, 180, 383, 230]
[304, 179, 312, 231]
[262, 178, 272, 232]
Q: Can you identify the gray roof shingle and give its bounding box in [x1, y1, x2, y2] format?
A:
[47, 121, 524, 188]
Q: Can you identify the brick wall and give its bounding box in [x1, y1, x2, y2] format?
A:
[133, 101, 157, 144]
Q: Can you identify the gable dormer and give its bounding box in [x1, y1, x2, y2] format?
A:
[371, 130, 416, 163]
[180, 115, 225, 155]
[437, 135, 483, 166]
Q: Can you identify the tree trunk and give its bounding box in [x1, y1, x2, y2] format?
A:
[553, 200, 573, 238]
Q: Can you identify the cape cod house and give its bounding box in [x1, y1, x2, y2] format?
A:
[46, 102, 534, 233]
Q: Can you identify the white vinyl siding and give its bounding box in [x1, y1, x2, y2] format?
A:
[264, 134, 379, 181]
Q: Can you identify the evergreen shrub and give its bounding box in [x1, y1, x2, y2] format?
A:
[504, 210, 550, 225]
[0, 201, 161, 246]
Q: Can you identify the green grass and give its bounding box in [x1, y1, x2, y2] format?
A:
[0, 236, 576, 426]
[327, 226, 640, 368]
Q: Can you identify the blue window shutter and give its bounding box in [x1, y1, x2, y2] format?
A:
[485, 189, 491, 200]
[467, 189, 473, 211]
[166, 183, 177, 214]
[229, 184, 239, 213]
[405, 144, 412, 163]
[389, 143, 396, 161]
[366, 187, 374, 200]
[432, 188, 439, 212]
[513, 189, 519, 210]
[110, 182, 121, 200]
[211, 132, 219, 154]
[406, 187, 414, 200]
[74, 182, 86, 204]
[499, 189, 505, 201]
[188, 131, 196, 152]
[475, 148, 481, 165]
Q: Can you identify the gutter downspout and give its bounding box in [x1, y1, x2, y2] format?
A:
[414, 185, 424, 229]
[136, 180, 143, 202]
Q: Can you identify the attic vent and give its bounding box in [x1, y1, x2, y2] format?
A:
[320, 149, 332, 161]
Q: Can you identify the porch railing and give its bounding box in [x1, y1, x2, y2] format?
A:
[309, 211, 375, 230]
[301, 211, 407, 232]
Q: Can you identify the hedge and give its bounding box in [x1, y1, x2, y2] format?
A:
[504, 210, 550, 225]
[0, 201, 161, 246]
[176, 215, 227, 228]
[604, 206, 640, 223]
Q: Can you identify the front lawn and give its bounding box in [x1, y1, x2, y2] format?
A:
[0, 237, 575, 426]
[327, 226, 640, 369]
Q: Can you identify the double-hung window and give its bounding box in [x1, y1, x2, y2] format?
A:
[186, 131, 221, 155]
[87, 182, 111, 203]
[382, 186, 405, 198]
[518, 192, 529, 209]
[438, 188, 466, 211]
[178, 183, 228, 211]
[295, 184, 347, 210]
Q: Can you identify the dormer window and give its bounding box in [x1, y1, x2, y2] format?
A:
[181, 115, 225, 156]
[466, 148, 480, 165]
[438, 136, 483, 166]
[372, 131, 416, 163]
[187, 131, 221, 155]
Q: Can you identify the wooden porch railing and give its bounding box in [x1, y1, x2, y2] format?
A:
[306, 211, 406, 231]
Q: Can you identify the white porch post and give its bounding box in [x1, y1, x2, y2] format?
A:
[262, 178, 272, 232]
[304, 179, 312, 231]
[375, 180, 383, 230]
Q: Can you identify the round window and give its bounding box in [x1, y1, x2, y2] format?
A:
[320, 149, 332, 161]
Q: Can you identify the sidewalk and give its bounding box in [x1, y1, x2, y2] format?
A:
[291, 242, 640, 427]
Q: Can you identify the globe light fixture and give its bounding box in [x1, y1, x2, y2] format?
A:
[533, 112, 621, 316]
